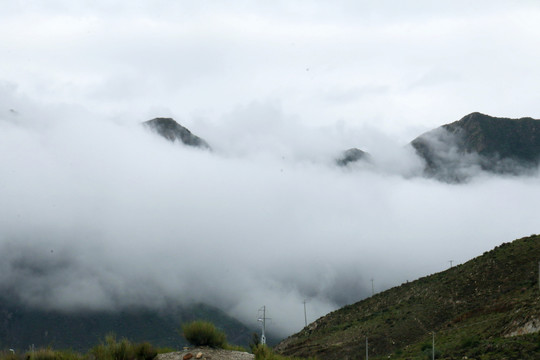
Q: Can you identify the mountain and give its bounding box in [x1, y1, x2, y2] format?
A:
[143, 118, 210, 149]
[275, 234, 540, 359]
[411, 112, 540, 181]
[336, 148, 371, 167]
[0, 302, 252, 352]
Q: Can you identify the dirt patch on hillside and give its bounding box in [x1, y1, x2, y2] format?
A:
[156, 347, 254, 360]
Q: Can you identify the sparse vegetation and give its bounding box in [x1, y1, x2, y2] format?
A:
[276, 234, 540, 359]
[90, 334, 157, 360]
[0, 335, 160, 360]
[181, 321, 227, 348]
[249, 332, 261, 352]
[253, 345, 317, 360]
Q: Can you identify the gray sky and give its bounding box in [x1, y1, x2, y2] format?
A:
[1, 1, 540, 336]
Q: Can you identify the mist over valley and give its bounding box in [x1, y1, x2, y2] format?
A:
[2, 1, 540, 354]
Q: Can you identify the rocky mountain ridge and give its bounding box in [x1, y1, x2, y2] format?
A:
[141, 113, 540, 182]
[143, 118, 210, 149]
[410, 112, 540, 181]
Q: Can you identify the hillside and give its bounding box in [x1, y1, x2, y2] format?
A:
[411, 112, 540, 181]
[275, 234, 540, 359]
[0, 302, 252, 352]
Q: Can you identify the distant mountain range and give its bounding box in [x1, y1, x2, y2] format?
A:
[142, 113, 540, 182]
[275, 234, 540, 359]
[0, 301, 252, 352]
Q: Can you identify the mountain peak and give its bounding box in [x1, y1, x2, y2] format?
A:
[143, 117, 210, 149]
[411, 113, 540, 181]
[336, 148, 370, 166]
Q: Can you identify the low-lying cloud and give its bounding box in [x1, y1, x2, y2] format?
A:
[1, 91, 539, 337]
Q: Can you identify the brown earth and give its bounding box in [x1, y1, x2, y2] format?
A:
[156, 347, 254, 360]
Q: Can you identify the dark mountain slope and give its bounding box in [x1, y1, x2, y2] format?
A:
[0, 302, 252, 352]
[143, 118, 210, 149]
[336, 148, 371, 167]
[411, 112, 540, 181]
[275, 234, 540, 359]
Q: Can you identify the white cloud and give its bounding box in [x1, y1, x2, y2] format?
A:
[1, 1, 540, 337]
[1, 90, 540, 336]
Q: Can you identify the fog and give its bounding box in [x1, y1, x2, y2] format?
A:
[1, 89, 540, 336]
[2, 0, 540, 337]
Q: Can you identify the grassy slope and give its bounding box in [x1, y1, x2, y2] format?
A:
[276, 234, 540, 359]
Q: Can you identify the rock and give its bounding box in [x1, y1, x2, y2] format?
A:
[183, 354, 193, 360]
[195, 353, 203, 359]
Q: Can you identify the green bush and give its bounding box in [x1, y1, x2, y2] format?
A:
[181, 321, 227, 348]
[249, 332, 261, 352]
[133, 343, 157, 360]
[90, 334, 157, 360]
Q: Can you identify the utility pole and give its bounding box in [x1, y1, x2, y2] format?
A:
[432, 332, 435, 360]
[449, 260, 453, 268]
[371, 278, 374, 296]
[258, 306, 270, 345]
[303, 300, 307, 327]
[365, 337, 368, 360]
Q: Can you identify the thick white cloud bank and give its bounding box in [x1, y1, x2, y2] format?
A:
[1, 89, 539, 336]
[1, 1, 540, 336]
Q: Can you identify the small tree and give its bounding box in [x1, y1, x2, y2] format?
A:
[181, 321, 226, 348]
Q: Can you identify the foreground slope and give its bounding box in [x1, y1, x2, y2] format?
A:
[276, 234, 540, 359]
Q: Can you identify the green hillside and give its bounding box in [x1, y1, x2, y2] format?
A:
[275, 234, 540, 359]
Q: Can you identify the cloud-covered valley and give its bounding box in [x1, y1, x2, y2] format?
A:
[1, 90, 539, 336]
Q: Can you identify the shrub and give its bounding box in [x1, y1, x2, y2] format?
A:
[181, 321, 226, 348]
[134, 343, 157, 360]
[90, 334, 157, 360]
[249, 332, 261, 352]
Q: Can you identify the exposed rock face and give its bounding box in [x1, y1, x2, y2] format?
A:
[143, 117, 210, 149]
[336, 148, 370, 166]
[411, 112, 540, 181]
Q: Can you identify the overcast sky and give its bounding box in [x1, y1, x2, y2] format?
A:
[1, 1, 540, 337]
